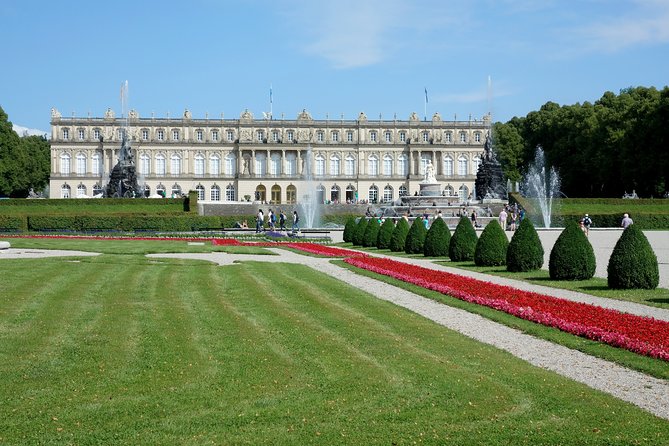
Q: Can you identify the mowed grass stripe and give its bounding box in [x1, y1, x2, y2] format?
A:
[0, 256, 668, 444]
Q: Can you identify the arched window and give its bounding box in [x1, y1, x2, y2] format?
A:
[209, 154, 221, 176]
[383, 185, 393, 203]
[399, 185, 408, 197]
[171, 183, 182, 198]
[443, 156, 453, 176]
[77, 184, 87, 197]
[60, 153, 71, 175]
[329, 154, 340, 176]
[254, 184, 266, 202]
[368, 185, 379, 203]
[345, 154, 356, 176]
[210, 185, 221, 201]
[170, 154, 182, 175]
[444, 185, 455, 196]
[316, 185, 326, 204]
[93, 184, 103, 196]
[346, 184, 356, 202]
[459, 185, 469, 202]
[142, 184, 150, 198]
[196, 184, 205, 200]
[286, 184, 297, 203]
[368, 154, 379, 176]
[156, 184, 166, 197]
[458, 155, 468, 176]
[155, 153, 166, 176]
[383, 154, 393, 176]
[315, 154, 325, 176]
[398, 154, 408, 176]
[61, 184, 71, 198]
[76, 153, 87, 176]
[330, 185, 340, 202]
[194, 154, 205, 176]
[271, 185, 281, 204]
[92, 152, 102, 176]
[140, 153, 151, 175]
[225, 184, 235, 201]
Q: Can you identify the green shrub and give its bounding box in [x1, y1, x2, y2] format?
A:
[0, 215, 27, 232]
[377, 218, 395, 249]
[474, 220, 509, 266]
[424, 217, 451, 257]
[343, 217, 357, 243]
[352, 218, 369, 246]
[607, 224, 659, 289]
[405, 218, 427, 254]
[363, 218, 380, 248]
[506, 218, 544, 272]
[548, 221, 596, 280]
[449, 217, 478, 261]
[389, 218, 410, 252]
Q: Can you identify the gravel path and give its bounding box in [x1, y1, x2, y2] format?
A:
[148, 248, 669, 420]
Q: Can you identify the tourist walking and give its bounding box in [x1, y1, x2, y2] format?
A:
[256, 209, 264, 233]
[279, 210, 286, 231]
[498, 208, 507, 230]
[292, 210, 300, 234]
[267, 209, 275, 231]
[582, 213, 592, 236]
[621, 213, 634, 229]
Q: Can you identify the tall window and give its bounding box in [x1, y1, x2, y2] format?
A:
[92, 153, 102, 176]
[76, 153, 87, 175]
[331, 131, 339, 142]
[443, 156, 453, 176]
[142, 129, 149, 141]
[369, 131, 377, 142]
[211, 130, 219, 141]
[474, 132, 482, 143]
[270, 153, 281, 176]
[210, 154, 221, 176]
[383, 154, 393, 176]
[93, 129, 100, 140]
[330, 185, 340, 202]
[398, 154, 408, 176]
[155, 154, 166, 175]
[170, 154, 181, 175]
[226, 184, 235, 201]
[172, 130, 179, 141]
[385, 131, 392, 142]
[420, 154, 431, 176]
[315, 154, 325, 176]
[345, 155, 355, 176]
[61, 184, 71, 198]
[194, 154, 205, 176]
[285, 153, 297, 175]
[223, 153, 234, 176]
[458, 155, 468, 176]
[196, 185, 205, 200]
[330, 154, 340, 176]
[227, 130, 234, 141]
[444, 132, 452, 143]
[444, 185, 455, 196]
[210, 185, 221, 201]
[256, 130, 264, 141]
[255, 153, 266, 176]
[368, 185, 379, 203]
[460, 132, 467, 143]
[196, 130, 203, 141]
[286, 185, 297, 203]
[140, 154, 150, 175]
[347, 131, 353, 142]
[422, 131, 430, 142]
[459, 185, 469, 202]
[157, 130, 164, 141]
[272, 130, 279, 142]
[287, 130, 294, 141]
[399, 132, 406, 142]
[473, 156, 481, 174]
[383, 185, 393, 203]
[368, 154, 379, 176]
[317, 131, 324, 142]
[62, 129, 69, 140]
[60, 153, 71, 175]
[78, 129, 85, 140]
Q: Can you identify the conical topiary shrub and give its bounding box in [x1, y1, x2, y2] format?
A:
[607, 224, 659, 289]
[377, 218, 395, 249]
[424, 217, 451, 257]
[343, 217, 357, 243]
[506, 218, 544, 272]
[405, 218, 427, 254]
[362, 218, 380, 248]
[389, 218, 410, 252]
[548, 221, 596, 280]
[449, 216, 478, 262]
[474, 220, 509, 266]
[352, 217, 369, 246]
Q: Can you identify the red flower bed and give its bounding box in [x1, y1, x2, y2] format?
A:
[286, 243, 368, 258]
[10, 234, 214, 242]
[212, 238, 242, 246]
[344, 256, 669, 361]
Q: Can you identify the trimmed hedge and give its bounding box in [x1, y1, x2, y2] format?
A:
[26, 215, 224, 232]
[352, 218, 369, 246]
[363, 218, 381, 248]
[405, 218, 427, 254]
[377, 218, 395, 249]
[506, 218, 544, 272]
[474, 220, 508, 266]
[0, 215, 27, 232]
[389, 218, 410, 252]
[424, 217, 451, 257]
[607, 224, 659, 289]
[548, 221, 596, 280]
[343, 217, 357, 243]
[449, 217, 478, 261]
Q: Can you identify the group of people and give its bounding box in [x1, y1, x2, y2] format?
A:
[497, 204, 525, 231]
[254, 209, 300, 233]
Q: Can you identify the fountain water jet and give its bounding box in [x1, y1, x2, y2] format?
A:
[299, 145, 321, 228]
[523, 146, 561, 228]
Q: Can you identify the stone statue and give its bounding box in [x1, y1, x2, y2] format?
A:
[424, 160, 437, 184]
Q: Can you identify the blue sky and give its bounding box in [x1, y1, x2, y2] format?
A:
[2, 0, 668, 134]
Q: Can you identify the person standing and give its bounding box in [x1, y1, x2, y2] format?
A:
[498, 208, 507, 230]
[292, 210, 300, 233]
[582, 213, 592, 236]
[279, 209, 286, 231]
[267, 209, 275, 231]
[621, 213, 634, 229]
[510, 211, 517, 231]
[256, 209, 264, 233]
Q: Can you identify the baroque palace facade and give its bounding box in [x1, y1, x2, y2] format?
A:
[49, 107, 490, 204]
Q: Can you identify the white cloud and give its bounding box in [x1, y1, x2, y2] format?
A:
[13, 124, 48, 138]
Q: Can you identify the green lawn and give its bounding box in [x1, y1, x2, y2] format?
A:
[0, 246, 668, 444]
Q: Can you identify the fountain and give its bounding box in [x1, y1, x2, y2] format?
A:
[299, 145, 321, 228]
[475, 133, 507, 201]
[522, 146, 561, 228]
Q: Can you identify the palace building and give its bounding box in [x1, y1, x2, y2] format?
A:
[49, 107, 490, 204]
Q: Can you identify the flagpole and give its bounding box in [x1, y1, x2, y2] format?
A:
[270, 84, 273, 120]
[424, 87, 428, 121]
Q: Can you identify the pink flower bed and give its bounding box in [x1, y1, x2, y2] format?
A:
[344, 256, 669, 361]
[285, 242, 368, 258]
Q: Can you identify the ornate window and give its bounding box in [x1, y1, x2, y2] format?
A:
[62, 128, 69, 140]
[474, 132, 482, 143]
[286, 185, 297, 204]
[93, 184, 103, 196]
[210, 185, 221, 201]
[422, 131, 430, 142]
[196, 185, 205, 200]
[444, 132, 452, 143]
[270, 153, 281, 176]
[142, 129, 149, 141]
[444, 185, 455, 196]
[157, 129, 165, 141]
[256, 130, 264, 141]
[399, 185, 408, 197]
[330, 185, 340, 202]
[254, 153, 266, 176]
[93, 129, 101, 140]
[226, 184, 236, 201]
[459, 185, 469, 202]
[459, 132, 467, 143]
[227, 130, 234, 141]
[368, 185, 379, 203]
[78, 129, 85, 140]
[317, 131, 324, 142]
[383, 185, 393, 203]
[77, 184, 87, 197]
[331, 131, 339, 142]
[272, 130, 279, 142]
[171, 183, 182, 197]
[347, 131, 354, 142]
[61, 184, 71, 198]
[285, 153, 297, 175]
[287, 130, 294, 141]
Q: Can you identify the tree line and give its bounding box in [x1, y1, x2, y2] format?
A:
[0, 107, 50, 197]
[492, 86, 669, 198]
